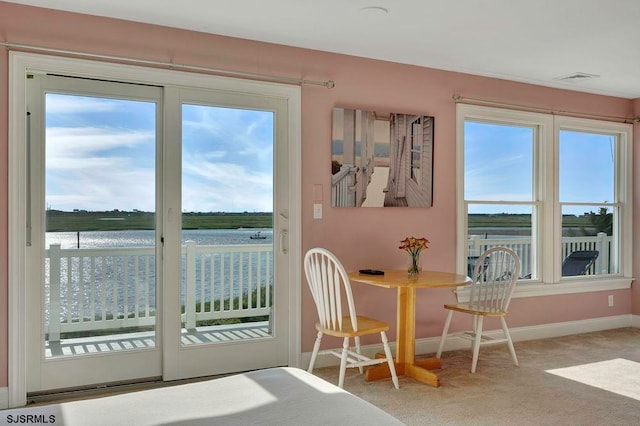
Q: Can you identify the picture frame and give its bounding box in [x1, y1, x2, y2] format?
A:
[331, 107, 434, 207]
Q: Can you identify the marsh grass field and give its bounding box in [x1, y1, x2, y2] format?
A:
[47, 210, 597, 232]
[46, 210, 272, 232]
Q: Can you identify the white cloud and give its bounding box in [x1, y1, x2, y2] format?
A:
[46, 96, 120, 114]
[48, 163, 156, 211]
[45, 126, 156, 210]
[204, 151, 227, 159]
[182, 152, 272, 212]
[46, 127, 153, 157]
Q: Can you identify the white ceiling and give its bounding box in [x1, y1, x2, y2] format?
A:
[6, 0, 640, 98]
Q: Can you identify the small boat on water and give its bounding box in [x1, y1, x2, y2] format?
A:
[249, 231, 267, 240]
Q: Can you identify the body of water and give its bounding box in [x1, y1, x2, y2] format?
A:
[47, 228, 273, 249]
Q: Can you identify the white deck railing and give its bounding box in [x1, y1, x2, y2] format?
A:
[45, 233, 611, 341]
[468, 232, 612, 277]
[46, 242, 273, 341]
[331, 164, 356, 207]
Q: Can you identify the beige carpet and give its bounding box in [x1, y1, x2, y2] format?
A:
[313, 327, 640, 425]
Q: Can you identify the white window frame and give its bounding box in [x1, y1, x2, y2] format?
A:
[456, 104, 632, 300]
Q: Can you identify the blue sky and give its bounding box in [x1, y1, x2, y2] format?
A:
[464, 121, 614, 215]
[45, 94, 274, 213]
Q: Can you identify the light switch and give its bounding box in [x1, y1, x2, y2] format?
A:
[313, 203, 323, 219]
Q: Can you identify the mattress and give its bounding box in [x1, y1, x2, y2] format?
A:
[1, 367, 404, 425]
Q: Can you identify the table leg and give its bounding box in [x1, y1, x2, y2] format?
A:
[364, 285, 441, 387]
[399, 287, 415, 363]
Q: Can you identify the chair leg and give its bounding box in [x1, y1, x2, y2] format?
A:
[355, 336, 363, 375]
[436, 310, 454, 358]
[308, 331, 323, 373]
[380, 331, 399, 389]
[470, 314, 479, 352]
[471, 315, 484, 373]
[501, 317, 519, 366]
[338, 337, 349, 389]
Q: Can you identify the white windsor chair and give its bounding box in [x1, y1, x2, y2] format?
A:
[304, 248, 399, 389]
[436, 246, 521, 373]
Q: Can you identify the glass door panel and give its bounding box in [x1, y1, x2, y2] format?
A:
[180, 104, 275, 347]
[44, 93, 158, 358]
[27, 74, 163, 392]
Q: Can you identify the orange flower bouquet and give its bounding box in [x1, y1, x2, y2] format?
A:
[399, 236, 430, 276]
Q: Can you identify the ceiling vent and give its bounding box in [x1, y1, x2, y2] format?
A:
[554, 72, 600, 83]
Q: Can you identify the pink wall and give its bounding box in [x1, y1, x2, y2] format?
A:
[0, 2, 636, 387]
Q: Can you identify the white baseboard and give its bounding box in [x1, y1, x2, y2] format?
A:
[0, 387, 8, 410]
[300, 314, 635, 369]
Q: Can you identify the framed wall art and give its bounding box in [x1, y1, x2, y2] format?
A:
[331, 107, 434, 207]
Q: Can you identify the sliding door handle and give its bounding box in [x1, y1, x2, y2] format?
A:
[26, 111, 32, 247]
[279, 230, 289, 255]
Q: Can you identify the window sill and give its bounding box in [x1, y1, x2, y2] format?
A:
[455, 277, 633, 302]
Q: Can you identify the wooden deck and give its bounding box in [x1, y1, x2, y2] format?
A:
[45, 321, 270, 358]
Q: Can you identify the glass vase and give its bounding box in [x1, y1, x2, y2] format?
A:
[408, 252, 422, 277]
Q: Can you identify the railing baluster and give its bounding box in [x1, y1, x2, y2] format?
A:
[266, 251, 271, 309]
[78, 256, 84, 323]
[123, 256, 129, 320]
[66, 256, 72, 324]
[239, 252, 244, 312]
[101, 256, 107, 321]
[209, 253, 214, 314]
[248, 252, 253, 310]
[185, 241, 197, 329]
[222, 253, 228, 312]
[230, 252, 235, 309]
[134, 255, 140, 319]
[199, 253, 206, 313]
[211, 253, 222, 312]
[112, 256, 118, 322]
[257, 251, 262, 308]
[145, 255, 150, 317]
[90, 256, 96, 325]
[48, 244, 61, 342]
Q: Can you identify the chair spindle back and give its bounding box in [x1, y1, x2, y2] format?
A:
[469, 247, 521, 313]
[304, 248, 358, 332]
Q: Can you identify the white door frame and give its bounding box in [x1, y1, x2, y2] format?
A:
[8, 52, 301, 407]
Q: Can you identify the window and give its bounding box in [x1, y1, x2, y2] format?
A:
[457, 104, 632, 295]
[558, 124, 618, 277]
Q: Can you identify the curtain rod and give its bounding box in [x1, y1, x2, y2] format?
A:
[453, 94, 640, 124]
[2, 41, 335, 89]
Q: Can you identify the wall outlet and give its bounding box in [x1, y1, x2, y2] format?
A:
[608, 294, 614, 307]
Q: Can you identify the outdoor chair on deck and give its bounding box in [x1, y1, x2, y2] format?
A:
[304, 248, 399, 389]
[436, 247, 521, 373]
[562, 250, 599, 276]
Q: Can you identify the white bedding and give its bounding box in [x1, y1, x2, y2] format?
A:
[1, 367, 404, 425]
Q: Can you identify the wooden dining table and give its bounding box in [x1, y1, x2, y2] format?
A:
[348, 269, 471, 387]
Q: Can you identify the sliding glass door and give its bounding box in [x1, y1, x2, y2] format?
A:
[22, 65, 296, 393]
[162, 88, 291, 380]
